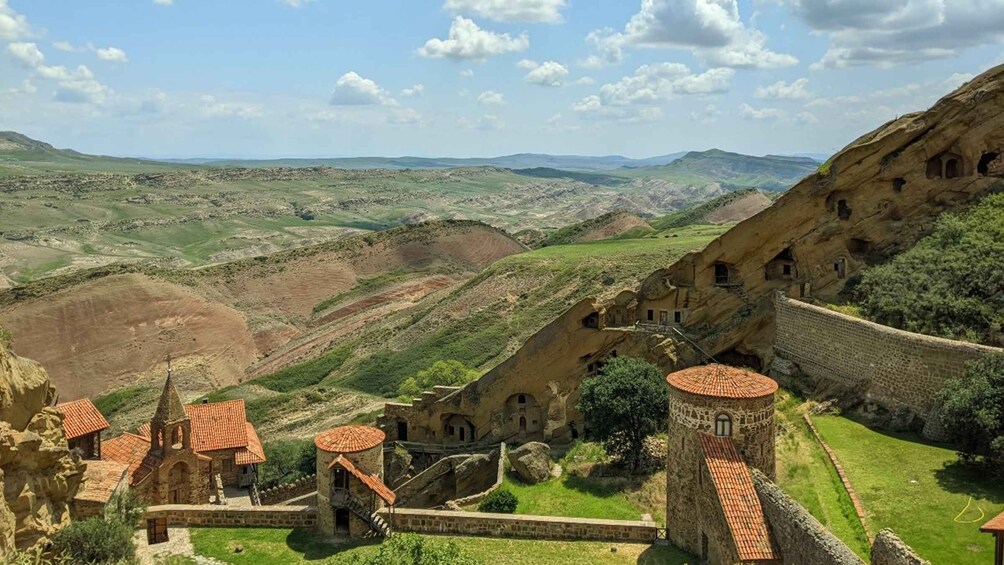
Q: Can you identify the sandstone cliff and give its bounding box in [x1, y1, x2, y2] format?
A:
[0, 340, 83, 555]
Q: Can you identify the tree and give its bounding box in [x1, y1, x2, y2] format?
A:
[359, 534, 481, 565]
[477, 488, 518, 513]
[259, 438, 317, 490]
[938, 352, 1004, 476]
[51, 517, 134, 564]
[397, 360, 479, 400]
[577, 357, 668, 471]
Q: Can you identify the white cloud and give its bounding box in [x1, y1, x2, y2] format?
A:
[578, 29, 624, 69]
[387, 108, 424, 125]
[477, 90, 506, 106]
[460, 68, 475, 77]
[418, 16, 529, 61]
[516, 58, 539, 70]
[739, 102, 785, 120]
[443, 0, 567, 23]
[201, 95, 264, 119]
[153, 0, 173, 5]
[95, 47, 129, 63]
[596, 0, 796, 69]
[573, 63, 729, 122]
[690, 103, 721, 124]
[458, 114, 503, 130]
[329, 71, 398, 106]
[0, 0, 30, 40]
[7, 42, 44, 68]
[53, 41, 79, 52]
[786, 0, 1004, 68]
[755, 78, 810, 100]
[576, 76, 595, 85]
[670, 67, 733, 94]
[795, 111, 819, 125]
[522, 60, 568, 87]
[401, 84, 425, 97]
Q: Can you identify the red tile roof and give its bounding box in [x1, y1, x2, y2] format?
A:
[315, 426, 385, 454]
[667, 364, 778, 399]
[329, 455, 396, 505]
[235, 423, 266, 466]
[185, 399, 251, 453]
[102, 432, 159, 485]
[982, 511, 1004, 533]
[700, 434, 779, 563]
[56, 399, 109, 440]
[76, 460, 128, 504]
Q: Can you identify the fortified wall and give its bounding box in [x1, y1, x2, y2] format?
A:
[773, 294, 1001, 436]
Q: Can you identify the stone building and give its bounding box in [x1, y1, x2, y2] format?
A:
[56, 398, 109, 459]
[71, 459, 128, 519]
[666, 364, 780, 564]
[315, 425, 395, 538]
[101, 371, 266, 505]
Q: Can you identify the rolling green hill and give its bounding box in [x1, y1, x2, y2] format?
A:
[0, 131, 190, 175]
[649, 189, 772, 230]
[620, 149, 818, 191]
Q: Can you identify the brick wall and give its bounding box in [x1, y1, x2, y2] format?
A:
[376, 508, 657, 542]
[144, 504, 317, 529]
[260, 474, 317, 505]
[750, 470, 863, 565]
[774, 294, 1000, 430]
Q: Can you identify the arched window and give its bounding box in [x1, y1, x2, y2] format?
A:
[171, 426, 184, 448]
[517, 394, 526, 404]
[715, 414, 733, 437]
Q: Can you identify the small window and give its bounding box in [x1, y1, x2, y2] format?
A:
[659, 310, 669, 325]
[647, 309, 654, 321]
[782, 264, 792, 276]
[448, 425, 455, 435]
[223, 458, 234, 474]
[674, 310, 683, 324]
[714, 263, 730, 285]
[715, 414, 732, 437]
[518, 394, 526, 404]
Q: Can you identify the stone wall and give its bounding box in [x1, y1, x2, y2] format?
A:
[446, 443, 506, 509]
[395, 447, 500, 509]
[774, 294, 1001, 433]
[871, 529, 931, 565]
[377, 508, 658, 542]
[750, 470, 863, 565]
[144, 504, 317, 529]
[260, 474, 317, 505]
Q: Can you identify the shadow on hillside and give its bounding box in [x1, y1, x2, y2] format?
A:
[636, 544, 696, 565]
[934, 460, 1004, 502]
[285, 528, 380, 560]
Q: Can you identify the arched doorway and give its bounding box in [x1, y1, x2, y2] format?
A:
[168, 462, 190, 504]
[519, 416, 527, 435]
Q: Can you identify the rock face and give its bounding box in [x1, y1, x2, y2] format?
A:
[507, 442, 551, 484]
[0, 341, 83, 556]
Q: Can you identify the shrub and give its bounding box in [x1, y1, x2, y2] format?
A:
[253, 345, 351, 393]
[577, 357, 668, 471]
[478, 488, 518, 513]
[397, 360, 479, 399]
[51, 517, 134, 564]
[938, 352, 1004, 476]
[259, 438, 317, 490]
[107, 489, 146, 527]
[360, 534, 481, 565]
[0, 325, 11, 349]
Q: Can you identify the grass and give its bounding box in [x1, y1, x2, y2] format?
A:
[253, 346, 352, 393]
[773, 393, 871, 558]
[812, 415, 1004, 565]
[92, 384, 155, 421]
[188, 528, 696, 564]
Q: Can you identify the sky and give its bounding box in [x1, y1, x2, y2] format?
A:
[1, 0, 1003, 159]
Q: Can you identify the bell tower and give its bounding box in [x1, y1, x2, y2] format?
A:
[149, 355, 192, 456]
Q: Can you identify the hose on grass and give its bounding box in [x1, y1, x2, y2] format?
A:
[954, 496, 986, 524]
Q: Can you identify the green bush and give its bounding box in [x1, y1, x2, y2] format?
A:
[51, 517, 134, 564]
[397, 360, 479, 399]
[853, 192, 1004, 345]
[478, 488, 518, 513]
[107, 489, 146, 527]
[0, 325, 11, 349]
[254, 345, 352, 393]
[259, 438, 317, 490]
[359, 533, 480, 565]
[938, 352, 1004, 476]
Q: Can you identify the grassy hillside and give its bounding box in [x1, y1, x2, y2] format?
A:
[538, 210, 654, 247]
[649, 189, 771, 230]
[620, 149, 817, 191]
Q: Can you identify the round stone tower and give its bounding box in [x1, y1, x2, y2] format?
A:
[315, 425, 387, 537]
[664, 364, 777, 552]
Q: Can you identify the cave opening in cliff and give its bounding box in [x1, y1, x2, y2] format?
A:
[847, 238, 872, 257]
[978, 152, 1000, 176]
[926, 157, 943, 179]
[945, 157, 961, 178]
[837, 199, 852, 220]
[713, 263, 732, 285]
[715, 349, 762, 372]
[893, 178, 906, 192]
[582, 312, 599, 329]
[765, 247, 796, 281]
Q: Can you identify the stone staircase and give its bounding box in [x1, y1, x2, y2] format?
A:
[333, 487, 392, 537]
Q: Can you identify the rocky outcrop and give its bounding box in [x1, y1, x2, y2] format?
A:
[0, 341, 83, 556]
[508, 442, 552, 484]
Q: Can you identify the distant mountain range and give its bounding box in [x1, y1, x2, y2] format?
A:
[0, 131, 821, 177]
[619, 149, 820, 191]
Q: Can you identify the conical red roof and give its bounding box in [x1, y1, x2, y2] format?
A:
[314, 425, 385, 453]
[667, 364, 777, 399]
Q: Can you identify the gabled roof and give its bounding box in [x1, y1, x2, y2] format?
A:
[185, 399, 250, 453]
[700, 434, 779, 563]
[667, 364, 778, 399]
[235, 422, 266, 466]
[982, 511, 1004, 533]
[102, 432, 160, 485]
[330, 455, 396, 505]
[75, 460, 128, 504]
[315, 426, 385, 454]
[56, 398, 109, 440]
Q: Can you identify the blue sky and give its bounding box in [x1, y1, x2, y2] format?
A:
[1, 0, 1002, 159]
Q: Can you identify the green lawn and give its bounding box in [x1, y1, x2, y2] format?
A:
[188, 528, 695, 564]
[773, 393, 871, 558]
[503, 471, 647, 522]
[813, 415, 1004, 564]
